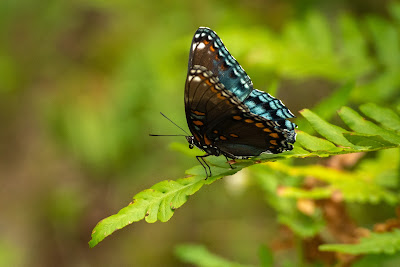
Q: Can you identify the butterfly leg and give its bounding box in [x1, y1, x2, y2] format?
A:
[224, 155, 236, 170]
[196, 154, 211, 179]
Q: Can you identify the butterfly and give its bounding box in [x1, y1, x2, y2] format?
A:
[185, 27, 297, 178]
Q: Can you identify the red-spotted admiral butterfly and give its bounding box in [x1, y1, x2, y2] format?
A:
[184, 27, 296, 178]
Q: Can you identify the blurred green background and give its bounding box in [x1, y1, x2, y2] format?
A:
[1, 0, 399, 266]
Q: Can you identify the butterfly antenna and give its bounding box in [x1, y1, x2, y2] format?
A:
[159, 112, 190, 136]
[149, 134, 186, 137]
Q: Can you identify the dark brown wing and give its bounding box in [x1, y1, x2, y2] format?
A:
[185, 65, 295, 157]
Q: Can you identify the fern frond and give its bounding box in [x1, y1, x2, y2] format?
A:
[319, 229, 400, 255]
[89, 103, 400, 247]
[267, 162, 398, 205]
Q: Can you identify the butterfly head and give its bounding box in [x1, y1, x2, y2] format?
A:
[185, 136, 196, 149]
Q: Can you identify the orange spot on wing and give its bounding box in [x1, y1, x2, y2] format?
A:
[220, 136, 227, 140]
[204, 135, 212, 145]
[269, 133, 279, 138]
[213, 130, 218, 134]
[193, 120, 204, 126]
[210, 86, 218, 93]
[230, 134, 238, 138]
[205, 79, 212, 86]
[233, 116, 242, 120]
[217, 93, 225, 100]
[203, 40, 210, 45]
[263, 128, 271, 132]
[270, 140, 278, 145]
[255, 123, 264, 128]
[192, 110, 205, 116]
[245, 119, 254, 123]
[209, 45, 215, 52]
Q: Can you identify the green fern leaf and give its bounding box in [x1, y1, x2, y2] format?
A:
[360, 103, 400, 132]
[299, 109, 356, 148]
[267, 162, 398, 204]
[296, 131, 341, 153]
[319, 229, 400, 255]
[338, 107, 400, 144]
[89, 176, 206, 248]
[175, 244, 255, 267]
[343, 133, 396, 149]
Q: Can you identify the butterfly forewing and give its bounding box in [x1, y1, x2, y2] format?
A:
[189, 27, 253, 102]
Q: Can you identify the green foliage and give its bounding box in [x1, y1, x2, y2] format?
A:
[258, 245, 274, 267]
[175, 244, 255, 267]
[89, 176, 206, 248]
[294, 104, 400, 156]
[231, 5, 400, 107]
[43, 1, 400, 176]
[86, 3, 400, 255]
[360, 103, 400, 132]
[251, 165, 325, 238]
[175, 244, 280, 267]
[352, 253, 400, 267]
[89, 102, 400, 247]
[3, 0, 400, 265]
[320, 229, 400, 255]
[270, 161, 398, 205]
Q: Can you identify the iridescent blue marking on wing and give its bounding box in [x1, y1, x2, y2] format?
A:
[189, 27, 253, 101]
[243, 89, 297, 131]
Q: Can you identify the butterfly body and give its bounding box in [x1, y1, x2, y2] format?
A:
[185, 27, 296, 177]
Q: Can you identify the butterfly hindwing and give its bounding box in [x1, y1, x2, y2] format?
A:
[243, 89, 297, 140]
